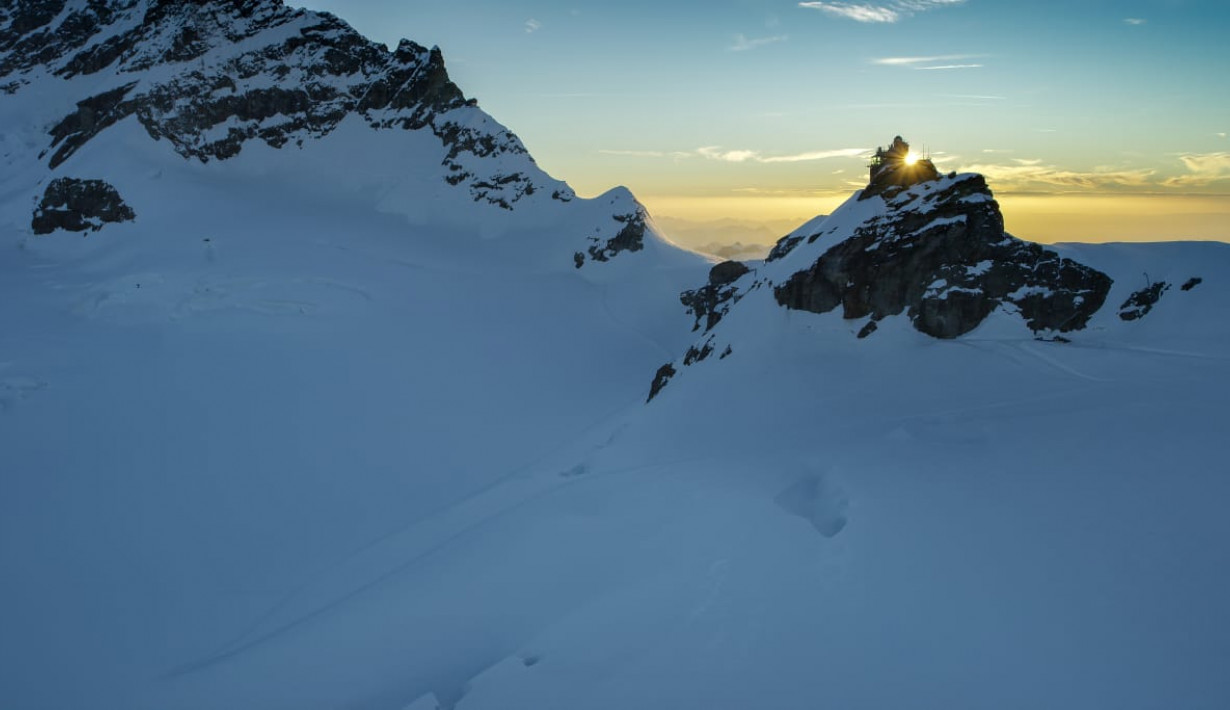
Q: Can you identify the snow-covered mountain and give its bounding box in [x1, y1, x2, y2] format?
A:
[3, 3, 1229, 710]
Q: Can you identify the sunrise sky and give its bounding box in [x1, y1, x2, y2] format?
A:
[298, 0, 1230, 246]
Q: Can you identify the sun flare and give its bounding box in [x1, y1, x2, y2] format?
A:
[904, 150, 920, 166]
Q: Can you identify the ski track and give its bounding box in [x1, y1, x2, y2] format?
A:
[1012, 342, 1108, 382]
[166, 454, 708, 678]
[182, 394, 655, 672]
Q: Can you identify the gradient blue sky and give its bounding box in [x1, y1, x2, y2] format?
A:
[298, 0, 1230, 244]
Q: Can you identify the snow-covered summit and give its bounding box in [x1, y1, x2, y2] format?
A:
[655, 167, 1214, 400]
[771, 172, 1111, 338]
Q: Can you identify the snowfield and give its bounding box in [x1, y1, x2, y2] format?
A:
[2, 2, 1229, 709]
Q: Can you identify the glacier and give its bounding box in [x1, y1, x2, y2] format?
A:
[2, 2, 1229, 709]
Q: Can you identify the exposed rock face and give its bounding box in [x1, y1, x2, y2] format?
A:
[1118, 281, 1170, 321]
[708, 260, 749, 286]
[766, 234, 804, 263]
[575, 210, 646, 266]
[774, 174, 1113, 338]
[680, 260, 750, 332]
[1, 0, 538, 206]
[31, 177, 134, 233]
[647, 362, 676, 402]
[683, 339, 714, 366]
[648, 171, 1126, 405]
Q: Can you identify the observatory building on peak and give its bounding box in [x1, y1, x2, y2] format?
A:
[866, 135, 940, 195]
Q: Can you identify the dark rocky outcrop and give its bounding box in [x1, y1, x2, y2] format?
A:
[1119, 280, 1170, 321]
[0, 0, 80, 78]
[31, 177, 135, 234]
[647, 362, 676, 402]
[680, 260, 749, 332]
[646, 334, 721, 402]
[578, 211, 646, 266]
[765, 234, 804, 263]
[47, 81, 138, 168]
[774, 174, 1113, 339]
[683, 339, 714, 366]
[708, 260, 749, 286]
[3, 0, 537, 204]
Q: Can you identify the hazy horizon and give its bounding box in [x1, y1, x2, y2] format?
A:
[645, 192, 1230, 251]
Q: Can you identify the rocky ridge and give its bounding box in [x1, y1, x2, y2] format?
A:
[647, 171, 1125, 400]
[679, 260, 751, 332]
[1, 0, 549, 209]
[773, 174, 1113, 339]
[574, 209, 648, 267]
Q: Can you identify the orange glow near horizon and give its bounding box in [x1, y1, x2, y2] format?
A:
[637, 193, 1230, 249]
[997, 194, 1230, 243]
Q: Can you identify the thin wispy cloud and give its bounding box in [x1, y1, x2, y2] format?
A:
[599, 149, 693, 159]
[1163, 152, 1230, 187]
[940, 94, 1006, 101]
[730, 34, 788, 52]
[609, 146, 868, 164]
[874, 54, 976, 66]
[1123, 18, 1146, 25]
[732, 187, 834, 196]
[524, 19, 541, 34]
[700, 146, 867, 163]
[875, 54, 985, 70]
[532, 93, 608, 98]
[963, 153, 1230, 192]
[929, 150, 1220, 191]
[698, 147, 762, 163]
[800, 2, 898, 22]
[835, 102, 951, 110]
[799, 0, 966, 24]
[960, 161, 1156, 190]
[762, 148, 868, 163]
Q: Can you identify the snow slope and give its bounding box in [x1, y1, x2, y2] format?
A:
[0, 112, 706, 709]
[2, 2, 1229, 709]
